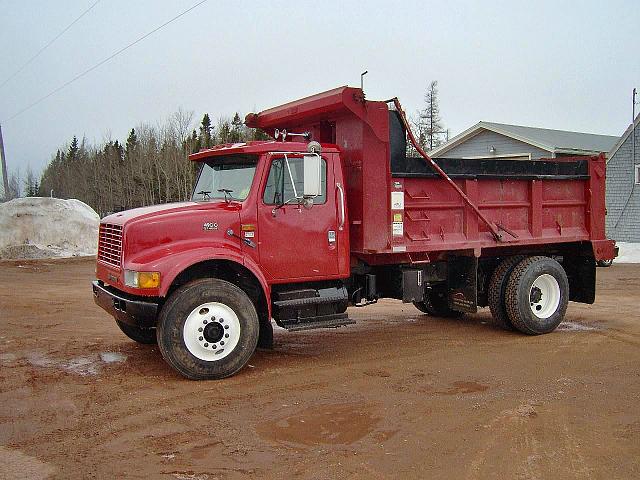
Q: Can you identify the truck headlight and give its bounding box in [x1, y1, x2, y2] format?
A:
[124, 270, 161, 289]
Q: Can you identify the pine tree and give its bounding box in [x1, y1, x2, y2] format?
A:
[113, 140, 124, 161]
[199, 114, 213, 148]
[218, 118, 231, 144]
[190, 129, 200, 153]
[230, 112, 243, 142]
[125, 129, 138, 157]
[68, 136, 79, 159]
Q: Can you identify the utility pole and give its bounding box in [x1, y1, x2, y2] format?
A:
[0, 124, 9, 201]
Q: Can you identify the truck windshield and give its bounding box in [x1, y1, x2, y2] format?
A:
[192, 155, 258, 202]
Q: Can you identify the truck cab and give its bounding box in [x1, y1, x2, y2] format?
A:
[93, 140, 353, 379]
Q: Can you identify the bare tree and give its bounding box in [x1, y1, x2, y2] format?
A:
[414, 81, 446, 152]
[24, 165, 37, 196]
[7, 168, 21, 199]
[171, 108, 194, 144]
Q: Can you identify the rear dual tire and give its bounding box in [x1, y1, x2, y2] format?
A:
[488, 256, 524, 330]
[500, 256, 569, 335]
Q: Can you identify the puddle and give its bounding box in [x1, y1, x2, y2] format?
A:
[256, 403, 379, 446]
[100, 352, 127, 363]
[557, 322, 597, 332]
[26, 351, 127, 376]
[27, 353, 56, 368]
[64, 356, 100, 376]
[0, 352, 18, 363]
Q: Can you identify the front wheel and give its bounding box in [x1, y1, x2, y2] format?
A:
[157, 278, 259, 380]
[505, 256, 569, 335]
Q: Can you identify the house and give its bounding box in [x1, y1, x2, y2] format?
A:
[605, 113, 640, 242]
[429, 121, 618, 160]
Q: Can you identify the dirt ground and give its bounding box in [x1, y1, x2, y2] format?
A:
[1, 258, 639, 480]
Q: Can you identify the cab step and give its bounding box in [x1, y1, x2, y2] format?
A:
[272, 283, 351, 331]
[280, 313, 355, 332]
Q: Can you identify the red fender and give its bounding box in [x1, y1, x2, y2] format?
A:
[125, 243, 271, 316]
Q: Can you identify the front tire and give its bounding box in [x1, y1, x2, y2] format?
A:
[157, 278, 259, 380]
[505, 256, 569, 335]
[115, 320, 157, 344]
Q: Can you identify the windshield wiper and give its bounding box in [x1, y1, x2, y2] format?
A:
[217, 188, 234, 203]
[197, 190, 211, 200]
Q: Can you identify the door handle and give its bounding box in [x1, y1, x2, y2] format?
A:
[337, 183, 345, 230]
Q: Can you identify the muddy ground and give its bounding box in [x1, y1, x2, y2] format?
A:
[1, 258, 639, 479]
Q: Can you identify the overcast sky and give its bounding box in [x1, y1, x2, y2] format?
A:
[1, 0, 639, 175]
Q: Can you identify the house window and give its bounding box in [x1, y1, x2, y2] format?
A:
[636, 164, 640, 185]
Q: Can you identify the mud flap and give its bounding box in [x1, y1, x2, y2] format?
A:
[447, 255, 478, 313]
[563, 255, 596, 304]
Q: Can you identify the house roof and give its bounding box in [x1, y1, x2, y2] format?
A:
[607, 112, 640, 161]
[429, 121, 619, 157]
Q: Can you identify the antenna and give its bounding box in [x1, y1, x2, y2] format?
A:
[360, 70, 368, 93]
[633, 87, 637, 123]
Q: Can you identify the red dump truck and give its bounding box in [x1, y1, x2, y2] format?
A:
[92, 86, 616, 379]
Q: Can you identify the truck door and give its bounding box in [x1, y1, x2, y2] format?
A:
[257, 154, 340, 282]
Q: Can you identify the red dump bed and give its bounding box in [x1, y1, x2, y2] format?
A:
[246, 87, 614, 263]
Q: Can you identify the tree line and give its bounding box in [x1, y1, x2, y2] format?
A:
[7, 111, 268, 216]
[4, 82, 446, 214]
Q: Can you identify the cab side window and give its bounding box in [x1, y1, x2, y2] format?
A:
[263, 157, 327, 205]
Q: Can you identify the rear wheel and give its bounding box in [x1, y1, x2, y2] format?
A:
[115, 320, 157, 344]
[505, 256, 569, 335]
[157, 278, 259, 380]
[487, 256, 525, 330]
[413, 285, 463, 318]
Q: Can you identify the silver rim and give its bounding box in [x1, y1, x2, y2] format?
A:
[183, 302, 241, 361]
[529, 274, 560, 319]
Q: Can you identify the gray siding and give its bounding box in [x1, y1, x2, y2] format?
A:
[606, 126, 640, 242]
[437, 130, 552, 159]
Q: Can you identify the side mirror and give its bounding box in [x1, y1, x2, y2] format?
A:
[303, 154, 322, 198]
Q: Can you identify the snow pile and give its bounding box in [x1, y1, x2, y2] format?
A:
[0, 197, 99, 259]
[615, 242, 640, 264]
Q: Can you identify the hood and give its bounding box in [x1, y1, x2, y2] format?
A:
[102, 201, 221, 225]
[101, 201, 243, 265]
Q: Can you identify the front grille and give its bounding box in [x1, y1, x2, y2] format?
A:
[98, 223, 123, 268]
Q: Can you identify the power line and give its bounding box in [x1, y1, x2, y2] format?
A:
[3, 0, 209, 123]
[0, 0, 102, 90]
